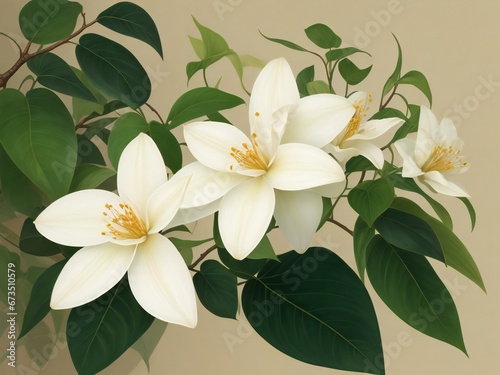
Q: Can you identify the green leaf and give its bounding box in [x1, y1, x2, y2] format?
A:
[76, 34, 151, 109]
[246, 235, 278, 261]
[67, 279, 154, 375]
[193, 17, 229, 57]
[0, 194, 16, 222]
[353, 216, 375, 282]
[19, 0, 82, 44]
[366, 236, 467, 353]
[381, 35, 403, 99]
[193, 260, 238, 319]
[388, 104, 420, 144]
[76, 135, 105, 165]
[296, 65, 315, 98]
[304, 23, 341, 49]
[20, 218, 77, 256]
[149, 121, 182, 173]
[107, 113, 150, 169]
[0, 88, 77, 200]
[326, 47, 370, 62]
[131, 319, 167, 371]
[242, 248, 384, 374]
[339, 58, 372, 86]
[458, 197, 476, 231]
[69, 164, 116, 192]
[189, 36, 206, 59]
[348, 178, 395, 226]
[97, 2, 163, 58]
[390, 198, 485, 291]
[0, 146, 43, 218]
[398, 70, 432, 106]
[260, 31, 309, 52]
[374, 208, 444, 262]
[306, 80, 331, 95]
[345, 155, 377, 173]
[166, 87, 244, 129]
[217, 247, 267, 280]
[19, 260, 66, 339]
[28, 53, 97, 102]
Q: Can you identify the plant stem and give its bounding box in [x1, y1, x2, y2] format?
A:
[189, 244, 217, 270]
[379, 85, 398, 110]
[145, 103, 165, 123]
[327, 218, 353, 236]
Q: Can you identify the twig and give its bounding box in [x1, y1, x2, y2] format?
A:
[145, 103, 165, 123]
[188, 244, 217, 270]
[327, 218, 354, 236]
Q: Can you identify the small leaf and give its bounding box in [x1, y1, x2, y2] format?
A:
[339, 58, 372, 86]
[345, 155, 377, 173]
[304, 23, 341, 49]
[458, 197, 476, 231]
[296, 65, 315, 98]
[217, 247, 267, 280]
[242, 248, 384, 374]
[97, 2, 163, 58]
[260, 31, 309, 52]
[189, 36, 206, 59]
[193, 17, 229, 57]
[353, 216, 375, 282]
[166, 87, 244, 129]
[28, 53, 97, 102]
[388, 104, 420, 144]
[67, 278, 154, 375]
[193, 260, 238, 319]
[69, 164, 116, 192]
[19, 0, 82, 44]
[306, 80, 331, 95]
[326, 47, 370, 62]
[366, 236, 467, 353]
[381, 35, 403, 99]
[398, 70, 432, 106]
[348, 178, 395, 226]
[246, 235, 278, 261]
[149, 121, 182, 173]
[76, 34, 151, 109]
[19, 260, 66, 339]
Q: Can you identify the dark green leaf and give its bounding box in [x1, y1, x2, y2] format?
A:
[366, 236, 467, 353]
[398, 70, 432, 106]
[149, 121, 182, 173]
[76, 34, 151, 109]
[76, 135, 105, 165]
[339, 58, 372, 86]
[348, 178, 395, 226]
[374, 208, 444, 262]
[20, 218, 77, 256]
[296, 65, 315, 98]
[97, 2, 163, 58]
[242, 248, 384, 374]
[260, 31, 309, 52]
[388, 104, 420, 144]
[67, 279, 154, 375]
[0, 88, 77, 200]
[217, 247, 267, 280]
[193, 260, 238, 319]
[304, 23, 341, 49]
[381, 35, 403, 99]
[166, 87, 244, 129]
[353, 216, 375, 282]
[458, 197, 476, 231]
[69, 164, 116, 192]
[326, 47, 370, 62]
[19, 0, 82, 44]
[345, 155, 377, 173]
[19, 260, 66, 339]
[28, 53, 97, 102]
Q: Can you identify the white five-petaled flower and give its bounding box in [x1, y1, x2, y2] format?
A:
[394, 106, 470, 197]
[320, 91, 403, 169]
[34, 133, 198, 328]
[182, 57, 355, 260]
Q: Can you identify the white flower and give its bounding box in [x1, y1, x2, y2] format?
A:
[394, 106, 470, 197]
[183, 57, 354, 260]
[321, 91, 403, 169]
[34, 133, 197, 328]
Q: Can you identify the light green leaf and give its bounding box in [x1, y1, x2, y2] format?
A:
[306, 80, 331, 95]
[131, 319, 167, 371]
[398, 70, 432, 106]
[304, 23, 341, 49]
[69, 164, 116, 192]
[239, 54, 266, 69]
[189, 36, 206, 59]
[348, 178, 395, 226]
[326, 47, 370, 62]
[193, 17, 229, 57]
[260, 31, 309, 52]
[246, 235, 278, 261]
[381, 35, 402, 99]
[458, 197, 476, 231]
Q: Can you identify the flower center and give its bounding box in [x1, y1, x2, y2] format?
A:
[101, 203, 147, 240]
[340, 95, 372, 143]
[230, 132, 269, 171]
[421, 145, 469, 173]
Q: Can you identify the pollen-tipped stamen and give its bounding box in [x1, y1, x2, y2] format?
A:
[230, 133, 268, 171]
[101, 203, 147, 240]
[421, 145, 469, 173]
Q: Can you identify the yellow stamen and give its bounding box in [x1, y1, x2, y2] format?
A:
[340, 94, 372, 143]
[230, 132, 268, 171]
[421, 145, 468, 173]
[101, 203, 147, 239]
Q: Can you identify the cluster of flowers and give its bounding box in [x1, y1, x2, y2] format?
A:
[34, 58, 469, 329]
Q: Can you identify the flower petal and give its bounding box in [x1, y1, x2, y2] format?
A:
[414, 106, 439, 166]
[184, 122, 250, 172]
[347, 91, 369, 106]
[394, 138, 424, 177]
[117, 133, 167, 219]
[422, 171, 470, 197]
[128, 234, 197, 327]
[349, 118, 403, 141]
[340, 140, 385, 169]
[274, 190, 323, 253]
[249, 57, 299, 131]
[282, 94, 355, 148]
[168, 199, 221, 229]
[311, 181, 346, 198]
[34, 190, 123, 247]
[147, 176, 190, 233]
[219, 177, 275, 260]
[50, 243, 136, 309]
[266, 143, 345, 190]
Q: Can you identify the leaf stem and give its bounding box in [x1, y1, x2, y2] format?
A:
[189, 244, 217, 270]
[145, 103, 165, 123]
[380, 84, 398, 110]
[327, 218, 353, 236]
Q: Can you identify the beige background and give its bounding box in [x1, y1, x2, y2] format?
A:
[1, 0, 499, 374]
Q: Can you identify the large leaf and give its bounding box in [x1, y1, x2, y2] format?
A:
[148, 121, 182, 173]
[398, 70, 432, 106]
[242, 248, 384, 374]
[304, 23, 341, 49]
[67, 278, 154, 375]
[374, 208, 444, 262]
[390, 198, 485, 291]
[348, 178, 395, 226]
[97, 2, 163, 58]
[366, 236, 467, 353]
[69, 164, 116, 192]
[19, 260, 66, 339]
[19, 0, 82, 44]
[166, 87, 244, 129]
[76, 34, 151, 109]
[0, 88, 77, 200]
[193, 260, 238, 319]
[28, 53, 97, 102]
[353, 216, 375, 282]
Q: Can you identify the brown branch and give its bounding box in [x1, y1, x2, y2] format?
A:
[188, 244, 217, 270]
[327, 218, 354, 236]
[145, 103, 165, 124]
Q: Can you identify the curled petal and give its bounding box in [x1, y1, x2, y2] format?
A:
[219, 177, 275, 260]
[349, 118, 403, 141]
[422, 171, 470, 197]
[50, 243, 136, 309]
[340, 140, 385, 170]
[129, 234, 197, 327]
